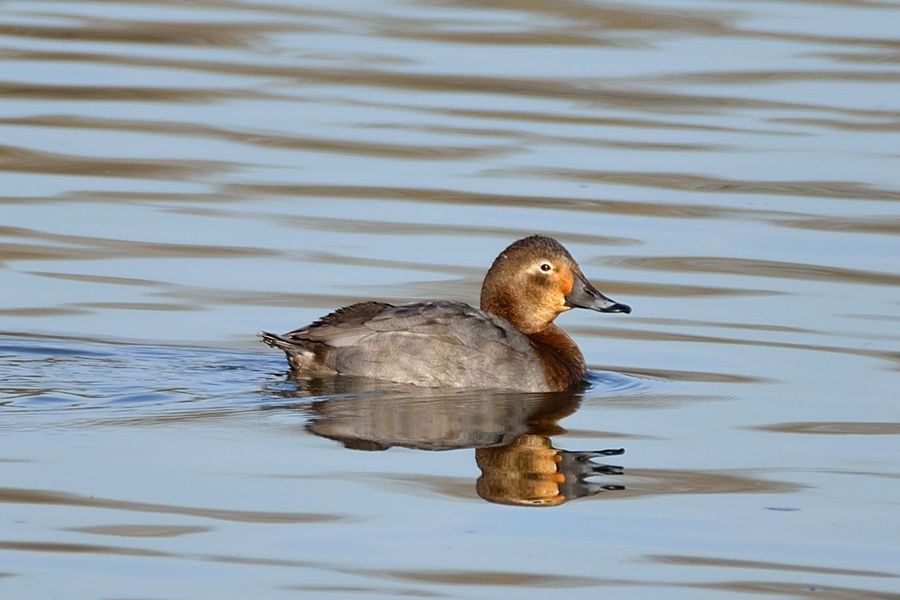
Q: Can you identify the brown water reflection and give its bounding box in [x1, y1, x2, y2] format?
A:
[66, 524, 212, 538]
[0, 225, 277, 261]
[0, 144, 232, 179]
[752, 422, 900, 435]
[779, 216, 900, 236]
[573, 325, 900, 366]
[0, 17, 325, 48]
[516, 168, 900, 202]
[2, 0, 899, 597]
[8, 48, 848, 112]
[225, 182, 800, 221]
[0, 486, 344, 524]
[0, 79, 269, 103]
[0, 115, 512, 161]
[647, 554, 898, 579]
[609, 255, 900, 286]
[689, 580, 900, 600]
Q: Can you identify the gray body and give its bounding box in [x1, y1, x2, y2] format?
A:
[260, 301, 550, 392]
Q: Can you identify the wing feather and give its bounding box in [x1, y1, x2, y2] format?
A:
[272, 300, 546, 390]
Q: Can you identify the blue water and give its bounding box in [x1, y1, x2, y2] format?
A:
[2, 0, 899, 598]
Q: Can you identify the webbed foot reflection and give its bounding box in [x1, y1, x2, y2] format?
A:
[289, 381, 627, 507]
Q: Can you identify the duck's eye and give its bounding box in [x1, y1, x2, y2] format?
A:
[540, 262, 552, 272]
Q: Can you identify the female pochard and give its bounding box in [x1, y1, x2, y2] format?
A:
[261, 235, 630, 392]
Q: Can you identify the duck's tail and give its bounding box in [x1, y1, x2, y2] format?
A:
[259, 330, 303, 352]
[259, 331, 336, 376]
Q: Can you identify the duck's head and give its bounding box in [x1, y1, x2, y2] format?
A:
[480, 235, 631, 334]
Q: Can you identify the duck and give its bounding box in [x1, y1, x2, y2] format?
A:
[260, 235, 631, 392]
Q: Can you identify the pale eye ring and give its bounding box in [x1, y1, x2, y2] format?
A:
[540, 262, 552, 272]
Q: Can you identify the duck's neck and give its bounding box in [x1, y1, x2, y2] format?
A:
[481, 292, 553, 335]
[527, 324, 586, 392]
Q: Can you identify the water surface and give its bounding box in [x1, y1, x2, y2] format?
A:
[1, 0, 899, 598]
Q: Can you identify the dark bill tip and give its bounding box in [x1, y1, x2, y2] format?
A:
[602, 302, 631, 314]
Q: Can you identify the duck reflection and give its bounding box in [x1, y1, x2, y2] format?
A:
[476, 435, 624, 507]
[292, 380, 625, 506]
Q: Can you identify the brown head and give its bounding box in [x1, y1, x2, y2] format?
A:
[480, 235, 630, 334]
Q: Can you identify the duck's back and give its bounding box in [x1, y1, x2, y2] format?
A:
[261, 301, 550, 391]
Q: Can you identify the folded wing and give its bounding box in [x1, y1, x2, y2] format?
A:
[267, 301, 547, 390]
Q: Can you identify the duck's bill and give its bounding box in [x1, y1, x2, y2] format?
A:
[565, 271, 632, 314]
